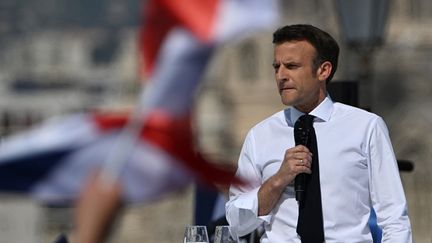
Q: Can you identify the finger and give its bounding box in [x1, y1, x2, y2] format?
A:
[292, 152, 312, 164]
[293, 145, 313, 156]
[302, 154, 313, 167]
[294, 151, 312, 161]
[287, 145, 307, 153]
[297, 165, 312, 174]
[285, 147, 312, 161]
[296, 158, 307, 167]
[293, 145, 309, 151]
[295, 159, 311, 169]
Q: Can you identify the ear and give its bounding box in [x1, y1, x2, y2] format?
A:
[316, 61, 332, 82]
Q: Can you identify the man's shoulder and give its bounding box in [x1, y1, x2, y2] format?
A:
[250, 110, 286, 132]
[332, 102, 380, 122]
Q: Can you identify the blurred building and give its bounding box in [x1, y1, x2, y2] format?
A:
[0, 0, 140, 137]
[0, 0, 431, 242]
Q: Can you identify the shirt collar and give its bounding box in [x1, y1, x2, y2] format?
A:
[284, 95, 334, 126]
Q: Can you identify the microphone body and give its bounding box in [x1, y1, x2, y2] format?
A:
[293, 122, 311, 203]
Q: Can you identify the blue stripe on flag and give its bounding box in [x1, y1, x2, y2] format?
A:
[0, 149, 72, 191]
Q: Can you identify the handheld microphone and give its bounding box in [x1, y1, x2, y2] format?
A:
[293, 119, 311, 203]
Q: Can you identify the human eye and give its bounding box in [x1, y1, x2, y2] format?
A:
[283, 62, 300, 69]
[272, 63, 280, 72]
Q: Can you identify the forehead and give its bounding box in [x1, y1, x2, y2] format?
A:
[273, 40, 316, 62]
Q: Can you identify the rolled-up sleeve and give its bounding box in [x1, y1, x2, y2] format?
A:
[369, 117, 412, 242]
[225, 131, 269, 237]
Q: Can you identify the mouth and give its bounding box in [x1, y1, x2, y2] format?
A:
[279, 87, 295, 93]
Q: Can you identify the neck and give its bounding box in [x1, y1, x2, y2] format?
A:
[295, 91, 327, 113]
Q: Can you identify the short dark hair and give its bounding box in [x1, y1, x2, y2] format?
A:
[272, 24, 339, 83]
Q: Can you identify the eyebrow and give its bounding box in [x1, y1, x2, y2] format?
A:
[273, 61, 301, 66]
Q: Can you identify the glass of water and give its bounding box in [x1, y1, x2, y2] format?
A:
[184, 225, 209, 243]
[214, 225, 238, 243]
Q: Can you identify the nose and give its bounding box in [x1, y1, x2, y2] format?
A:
[275, 65, 288, 82]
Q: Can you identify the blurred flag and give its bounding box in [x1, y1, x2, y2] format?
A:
[0, 0, 279, 204]
[140, 0, 279, 75]
[0, 111, 241, 204]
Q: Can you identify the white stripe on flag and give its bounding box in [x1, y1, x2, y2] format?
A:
[32, 130, 191, 203]
[213, 0, 280, 43]
[141, 28, 214, 116]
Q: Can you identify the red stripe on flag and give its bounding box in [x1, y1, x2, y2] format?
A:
[139, 0, 219, 76]
[92, 111, 243, 186]
[92, 111, 129, 131]
[139, 0, 175, 76]
[160, 0, 219, 41]
[142, 111, 243, 186]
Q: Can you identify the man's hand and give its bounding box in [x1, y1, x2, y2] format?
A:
[257, 145, 312, 216]
[276, 145, 312, 187]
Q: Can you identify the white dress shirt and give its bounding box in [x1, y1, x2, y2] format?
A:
[226, 96, 412, 242]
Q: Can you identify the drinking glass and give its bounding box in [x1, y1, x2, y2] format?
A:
[214, 225, 238, 243]
[184, 225, 209, 243]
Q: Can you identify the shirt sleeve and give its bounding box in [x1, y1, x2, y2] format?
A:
[368, 117, 412, 242]
[225, 131, 270, 237]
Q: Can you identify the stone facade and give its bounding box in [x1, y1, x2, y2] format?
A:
[0, 0, 431, 242]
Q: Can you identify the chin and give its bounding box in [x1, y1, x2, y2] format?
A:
[281, 98, 296, 107]
[279, 94, 294, 105]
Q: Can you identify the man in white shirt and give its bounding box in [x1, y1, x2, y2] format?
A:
[225, 24, 412, 242]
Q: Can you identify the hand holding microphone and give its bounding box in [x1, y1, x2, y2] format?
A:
[293, 116, 314, 203]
